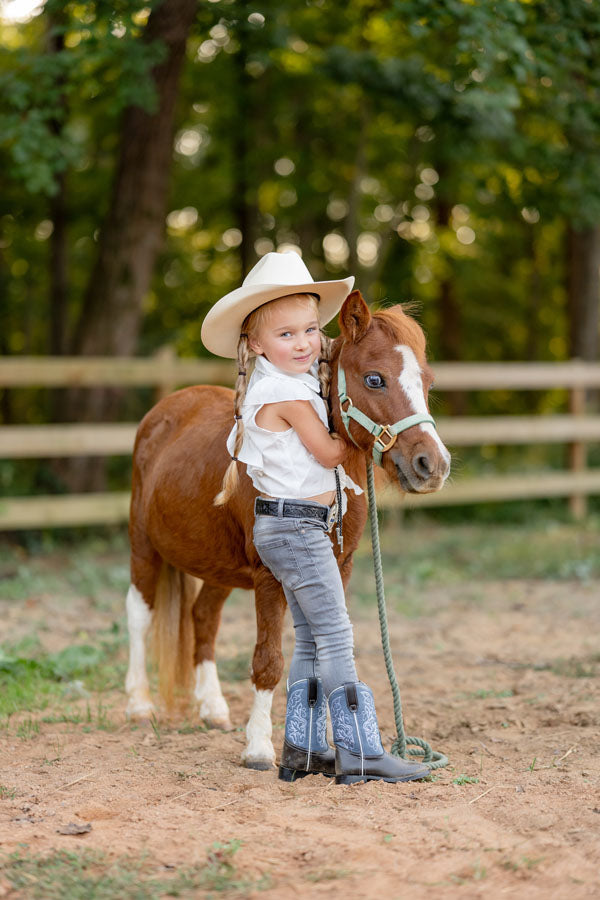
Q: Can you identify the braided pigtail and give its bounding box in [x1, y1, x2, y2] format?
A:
[318, 330, 333, 400]
[318, 330, 334, 429]
[213, 333, 250, 506]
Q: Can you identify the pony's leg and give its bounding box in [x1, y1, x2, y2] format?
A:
[125, 583, 156, 720]
[242, 570, 287, 769]
[192, 582, 233, 729]
[125, 538, 161, 720]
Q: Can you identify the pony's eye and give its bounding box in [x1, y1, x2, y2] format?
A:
[364, 372, 385, 389]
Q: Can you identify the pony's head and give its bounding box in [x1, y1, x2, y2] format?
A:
[331, 291, 450, 493]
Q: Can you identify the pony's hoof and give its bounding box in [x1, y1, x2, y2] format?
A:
[242, 741, 276, 770]
[196, 695, 232, 731]
[203, 714, 233, 731]
[126, 701, 156, 722]
[244, 758, 275, 771]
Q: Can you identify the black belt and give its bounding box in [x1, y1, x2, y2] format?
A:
[255, 497, 329, 524]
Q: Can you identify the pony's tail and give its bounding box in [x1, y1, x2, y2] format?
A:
[151, 562, 198, 711]
[214, 332, 250, 506]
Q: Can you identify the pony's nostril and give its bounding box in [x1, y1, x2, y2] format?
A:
[413, 454, 433, 478]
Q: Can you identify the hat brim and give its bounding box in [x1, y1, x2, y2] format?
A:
[201, 276, 355, 358]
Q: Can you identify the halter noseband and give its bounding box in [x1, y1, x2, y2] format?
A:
[336, 354, 437, 467]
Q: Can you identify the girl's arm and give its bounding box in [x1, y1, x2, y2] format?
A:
[255, 400, 346, 468]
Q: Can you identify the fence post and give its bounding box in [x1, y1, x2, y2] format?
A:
[568, 382, 587, 519]
[154, 345, 177, 402]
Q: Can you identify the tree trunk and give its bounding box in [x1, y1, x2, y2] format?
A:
[0, 221, 11, 425]
[567, 225, 600, 361]
[58, 0, 197, 492]
[47, 9, 69, 357]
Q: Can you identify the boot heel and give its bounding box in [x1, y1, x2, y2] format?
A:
[278, 765, 306, 782]
[279, 765, 335, 781]
[335, 774, 369, 785]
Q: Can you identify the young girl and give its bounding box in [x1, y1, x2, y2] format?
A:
[201, 251, 428, 785]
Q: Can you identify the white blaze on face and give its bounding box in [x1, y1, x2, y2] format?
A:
[396, 345, 451, 464]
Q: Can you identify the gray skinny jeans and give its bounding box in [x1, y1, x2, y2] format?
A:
[253, 499, 358, 697]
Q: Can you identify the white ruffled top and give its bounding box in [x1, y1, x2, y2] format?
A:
[226, 356, 362, 507]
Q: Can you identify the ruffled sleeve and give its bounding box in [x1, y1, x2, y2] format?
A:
[225, 362, 327, 472]
[244, 374, 316, 409]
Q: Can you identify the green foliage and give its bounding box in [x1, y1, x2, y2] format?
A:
[3, 0, 597, 360]
[0, 1, 166, 195]
[2, 0, 600, 502]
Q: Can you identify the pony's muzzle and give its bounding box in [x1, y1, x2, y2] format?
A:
[390, 440, 451, 493]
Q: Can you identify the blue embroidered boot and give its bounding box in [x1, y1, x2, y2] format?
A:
[278, 677, 335, 781]
[329, 682, 430, 785]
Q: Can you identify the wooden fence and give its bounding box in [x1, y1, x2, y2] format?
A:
[1, 353, 600, 529]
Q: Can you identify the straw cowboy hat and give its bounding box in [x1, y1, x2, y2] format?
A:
[201, 251, 355, 358]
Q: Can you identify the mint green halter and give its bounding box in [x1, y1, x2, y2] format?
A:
[336, 359, 437, 467]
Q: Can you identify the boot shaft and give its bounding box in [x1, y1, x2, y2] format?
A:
[285, 677, 329, 754]
[329, 682, 384, 758]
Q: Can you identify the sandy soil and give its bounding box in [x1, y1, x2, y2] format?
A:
[1, 573, 599, 898]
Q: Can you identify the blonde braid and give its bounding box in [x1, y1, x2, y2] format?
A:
[213, 333, 250, 506]
[318, 331, 333, 400]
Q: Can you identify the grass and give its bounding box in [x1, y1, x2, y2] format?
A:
[0, 841, 270, 899]
[348, 513, 600, 614]
[0, 641, 126, 720]
[0, 533, 130, 606]
[550, 654, 600, 678]
[452, 774, 480, 785]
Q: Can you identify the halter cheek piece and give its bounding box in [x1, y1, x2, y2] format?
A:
[336, 351, 437, 467]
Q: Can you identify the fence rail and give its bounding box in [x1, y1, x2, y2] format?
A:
[2, 355, 600, 389]
[1, 355, 598, 529]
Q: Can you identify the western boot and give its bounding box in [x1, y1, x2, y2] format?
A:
[278, 676, 335, 781]
[329, 682, 430, 785]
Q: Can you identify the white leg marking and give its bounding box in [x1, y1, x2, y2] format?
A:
[241, 687, 276, 768]
[194, 661, 232, 729]
[396, 344, 451, 468]
[125, 584, 156, 719]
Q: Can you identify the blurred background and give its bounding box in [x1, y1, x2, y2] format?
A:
[1, 0, 599, 526]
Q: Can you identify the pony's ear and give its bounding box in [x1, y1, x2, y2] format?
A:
[339, 290, 371, 343]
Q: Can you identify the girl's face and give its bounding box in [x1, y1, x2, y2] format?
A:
[248, 296, 321, 374]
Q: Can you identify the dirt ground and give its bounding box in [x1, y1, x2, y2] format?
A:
[1, 560, 599, 898]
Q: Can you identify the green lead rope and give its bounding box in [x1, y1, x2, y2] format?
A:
[366, 459, 449, 771]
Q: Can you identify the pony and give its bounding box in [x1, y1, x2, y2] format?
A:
[125, 291, 450, 769]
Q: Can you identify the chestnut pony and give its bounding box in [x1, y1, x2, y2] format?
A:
[125, 292, 450, 769]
